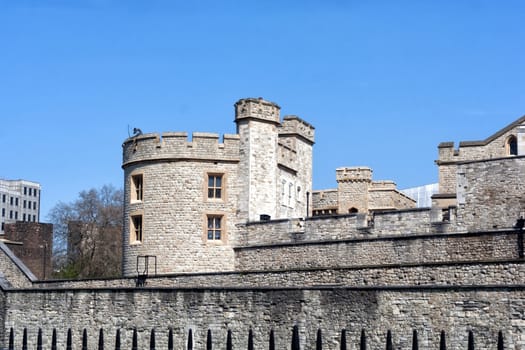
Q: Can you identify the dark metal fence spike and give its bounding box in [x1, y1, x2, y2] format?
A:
[340, 329, 347, 350]
[8, 328, 14, 350]
[360, 329, 366, 350]
[440, 330, 446, 350]
[67, 329, 73, 350]
[206, 329, 212, 350]
[248, 328, 254, 350]
[115, 329, 121, 350]
[187, 329, 193, 350]
[132, 328, 138, 350]
[316, 328, 322, 350]
[292, 325, 300, 350]
[468, 330, 474, 350]
[269, 329, 275, 350]
[82, 329, 88, 350]
[168, 328, 173, 350]
[22, 328, 27, 350]
[98, 328, 104, 350]
[226, 330, 232, 350]
[386, 330, 393, 350]
[412, 330, 418, 350]
[150, 328, 156, 350]
[52, 328, 57, 350]
[37, 328, 43, 350]
[498, 330, 504, 350]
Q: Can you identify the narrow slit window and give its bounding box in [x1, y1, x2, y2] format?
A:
[131, 174, 143, 202]
[131, 215, 143, 243]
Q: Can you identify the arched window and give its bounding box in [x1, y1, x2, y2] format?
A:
[349, 207, 358, 213]
[507, 135, 518, 156]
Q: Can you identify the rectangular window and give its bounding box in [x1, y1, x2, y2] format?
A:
[131, 174, 143, 202]
[23, 214, 26, 221]
[207, 215, 222, 240]
[10, 197, 13, 205]
[9, 211, 12, 219]
[23, 200, 26, 209]
[207, 174, 223, 199]
[32, 215, 36, 222]
[1, 208, 4, 217]
[33, 202, 36, 210]
[24, 187, 27, 195]
[28, 188, 32, 196]
[15, 198, 18, 206]
[131, 215, 143, 243]
[14, 211, 18, 220]
[2, 194, 5, 203]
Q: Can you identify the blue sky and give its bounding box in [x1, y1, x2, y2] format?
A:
[1, 0, 524, 220]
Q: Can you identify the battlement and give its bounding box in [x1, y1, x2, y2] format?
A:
[370, 180, 397, 191]
[279, 115, 315, 144]
[234, 97, 280, 125]
[122, 132, 240, 166]
[336, 167, 373, 183]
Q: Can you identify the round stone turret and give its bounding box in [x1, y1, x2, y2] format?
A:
[234, 98, 280, 125]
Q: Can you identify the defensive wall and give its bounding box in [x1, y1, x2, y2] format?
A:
[435, 115, 525, 198]
[2, 286, 525, 349]
[457, 155, 525, 231]
[122, 132, 241, 166]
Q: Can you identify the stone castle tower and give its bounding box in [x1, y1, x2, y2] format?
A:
[121, 98, 314, 276]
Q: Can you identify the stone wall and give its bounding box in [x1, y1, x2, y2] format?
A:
[3, 287, 525, 349]
[436, 117, 525, 199]
[234, 230, 521, 271]
[235, 209, 450, 248]
[456, 156, 525, 231]
[35, 260, 524, 290]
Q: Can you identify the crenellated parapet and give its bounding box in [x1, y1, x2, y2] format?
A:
[122, 132, 240, 167]
[336, 167, 373, 183]
[234, 97, 280, 125]
[279, 115, 315, 145]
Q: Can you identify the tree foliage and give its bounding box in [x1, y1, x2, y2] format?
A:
[50, 185, 123, 279]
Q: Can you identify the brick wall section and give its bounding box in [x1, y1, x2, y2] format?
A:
[3, 287, 525, 349]
[234, 230, 521, 271]
[0, 243, 35, 288]
[456, 156, 525, 231]
[4, 222, 53, 280]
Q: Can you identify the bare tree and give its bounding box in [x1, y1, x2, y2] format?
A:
[49, 185, 123, 278]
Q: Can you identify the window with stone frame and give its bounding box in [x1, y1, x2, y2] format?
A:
[507, 135, 518, 156]
[131, 174, 144, 202]
[207, 174, 223, 199]
[206, 215, 223, 241]
[131, 214, 143, 243]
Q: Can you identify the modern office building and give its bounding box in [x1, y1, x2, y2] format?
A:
[0, 179, 41, 234]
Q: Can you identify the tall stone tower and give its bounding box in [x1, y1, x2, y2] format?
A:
[336, 167, 372, 214]
[235, 98, 281, 222]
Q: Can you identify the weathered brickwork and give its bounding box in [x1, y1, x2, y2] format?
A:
[3, 222, 53, 280]
[3, 287, 525, 349]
